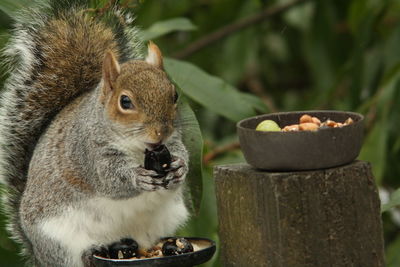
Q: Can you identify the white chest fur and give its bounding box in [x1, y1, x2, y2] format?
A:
[40, 189, 188, 267]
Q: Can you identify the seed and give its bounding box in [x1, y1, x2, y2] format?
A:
[311, 117, 321, 125]
[299, 123, 319, 131]
[300, 114, 313, 124]
[325, 120, 337, 127]
[344, 117, 354, 125]
[162, 238, 194, 256]
[282, 124, 300, 132]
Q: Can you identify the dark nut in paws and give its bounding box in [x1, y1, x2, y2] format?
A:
[144, 145, 172, 178]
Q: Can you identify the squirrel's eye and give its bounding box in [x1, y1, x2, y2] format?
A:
[120, 95, 134, 110]
[173, 91, 179, 104]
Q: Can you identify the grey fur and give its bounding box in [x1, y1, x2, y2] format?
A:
[0, 1, 189, 266]
[20, 85, 188, 266]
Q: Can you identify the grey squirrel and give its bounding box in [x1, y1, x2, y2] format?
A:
[0, 0, 190, 266]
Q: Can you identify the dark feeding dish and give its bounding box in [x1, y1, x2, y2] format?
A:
[237, 111, 364, 171]
[92, 237, 216, 267]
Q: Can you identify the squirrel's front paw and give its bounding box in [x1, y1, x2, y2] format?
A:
[136, 157, 188, 192]
[162, 156, 188, 189]
[136, 168, 171, 191]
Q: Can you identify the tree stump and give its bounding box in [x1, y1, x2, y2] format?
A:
[214, 161, 384, 267]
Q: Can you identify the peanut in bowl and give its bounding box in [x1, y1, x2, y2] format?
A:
[237, 111, 364, 171]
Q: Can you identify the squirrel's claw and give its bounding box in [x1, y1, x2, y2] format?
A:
[137, 167, 158, 176]
[170, 157, 185, 171]
[162, 157, 188, 189]
[136, 167, 171, 191]
[136, 156, 187, 192]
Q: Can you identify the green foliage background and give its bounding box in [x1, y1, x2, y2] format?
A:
[1, 0, 400, 266]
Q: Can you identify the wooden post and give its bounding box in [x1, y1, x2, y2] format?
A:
[214, 161, 384, 267]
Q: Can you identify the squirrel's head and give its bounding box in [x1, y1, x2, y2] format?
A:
[100, 42, 178, 149]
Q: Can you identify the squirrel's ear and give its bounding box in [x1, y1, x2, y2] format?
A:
[102, 50, 120, 93]
[145, 41, 163, 69]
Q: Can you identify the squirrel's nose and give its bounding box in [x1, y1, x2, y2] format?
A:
[146, 124, 172, 147]
[150, 126, 168, 139]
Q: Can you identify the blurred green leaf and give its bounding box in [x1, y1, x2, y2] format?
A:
[394, 138, 400, 153]
[165, 58, 261, 122]
[383, 24, 400, 73]
[359, 47, 383, 101]
[179, 99, 203, 214]
[303, 1, 336, 93]
[382, 188, 400, 213]
[0, 219, 17, 252]
[0, 246, 22, 267]
[0, 0, 33, 16]
[141, 17, 196, 41]
[0, 29, 10, 46]
[359, 120, 388, 185]
[0, 186, 20, 266]
[283, 1, 314, 31]
[386, 233, 400, 267]
[359, 61, 400, 184]
[239, 93, 268, 113]
[213, 0, 259, 85]
[0, 10, 12, 28]
[348, 0, 385, 34]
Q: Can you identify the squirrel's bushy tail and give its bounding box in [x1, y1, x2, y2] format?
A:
[0, 0, 142, 260]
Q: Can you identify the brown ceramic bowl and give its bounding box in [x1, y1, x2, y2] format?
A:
[237, 111, 364, 171]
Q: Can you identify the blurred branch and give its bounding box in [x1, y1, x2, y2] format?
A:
[203, 142, 240, 165]
[173, 0, 309, 59]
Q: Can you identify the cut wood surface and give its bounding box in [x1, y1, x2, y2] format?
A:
[214, 161, 384, 267]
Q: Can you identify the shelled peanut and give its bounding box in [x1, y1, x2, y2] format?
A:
[282, 115, 354, 132]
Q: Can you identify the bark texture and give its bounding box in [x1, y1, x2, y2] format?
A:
[214, 161, 384, 267]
